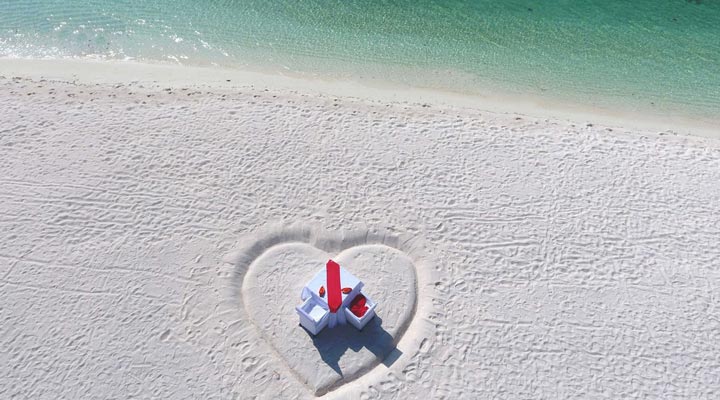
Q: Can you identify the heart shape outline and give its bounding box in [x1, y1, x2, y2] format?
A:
[224, 223, 437, 397]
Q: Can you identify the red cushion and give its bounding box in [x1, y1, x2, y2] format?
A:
[349, 294, 368, 317]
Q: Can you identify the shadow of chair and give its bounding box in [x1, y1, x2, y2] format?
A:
[305, 316, 403, 377]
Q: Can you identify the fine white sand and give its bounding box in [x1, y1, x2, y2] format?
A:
[2, 59, 720, 399]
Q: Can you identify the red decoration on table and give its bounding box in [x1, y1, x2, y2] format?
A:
[342, 287, 352, 294]
[319, 286, 325, 297]
[326, 260, 342, 313]
[349, 293, 369, 318]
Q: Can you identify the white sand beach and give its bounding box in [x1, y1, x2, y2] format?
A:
[2, 59, 720, 399]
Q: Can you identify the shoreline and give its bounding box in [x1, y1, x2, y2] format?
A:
[1, 57, 717, 139]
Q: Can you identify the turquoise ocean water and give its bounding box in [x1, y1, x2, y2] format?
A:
[1, 0, 719, 118]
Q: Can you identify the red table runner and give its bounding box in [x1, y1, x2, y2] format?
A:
[326, 260, 342, 313]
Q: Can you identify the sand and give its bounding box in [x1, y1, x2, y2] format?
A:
[234, 227, 426, 395]
[2, 59, 720, 399]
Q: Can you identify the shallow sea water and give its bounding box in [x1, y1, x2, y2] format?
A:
[1, 0, 719, 117]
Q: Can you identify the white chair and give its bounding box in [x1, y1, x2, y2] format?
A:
[296, 297, 329, 336]
[344, 293, 377, 330]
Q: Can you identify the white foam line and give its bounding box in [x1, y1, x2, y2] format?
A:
[1, 57, 718, 139]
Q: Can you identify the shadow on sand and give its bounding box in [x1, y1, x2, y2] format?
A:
[304, 316, 403, 377]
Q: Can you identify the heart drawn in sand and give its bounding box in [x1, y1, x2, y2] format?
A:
[225, 226, 428, 396]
